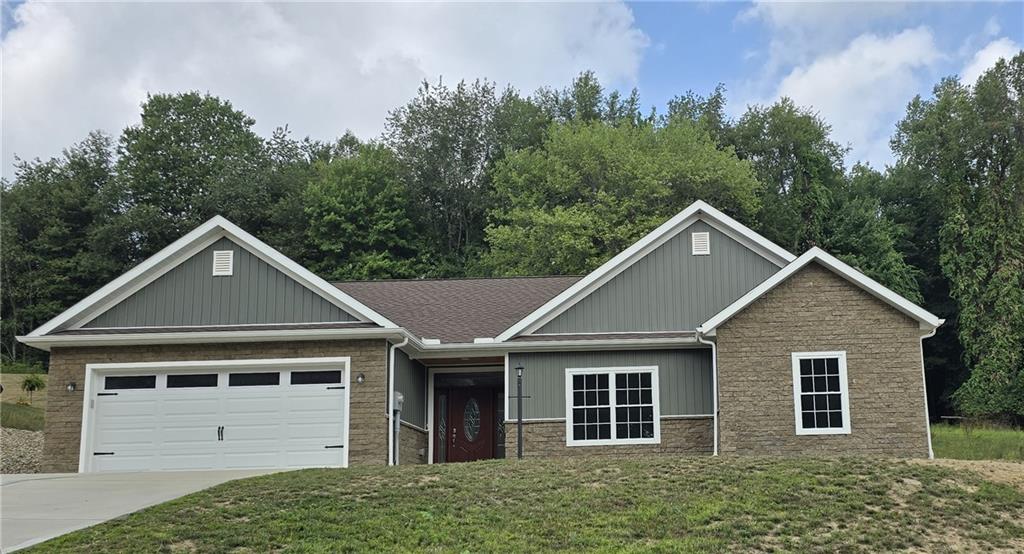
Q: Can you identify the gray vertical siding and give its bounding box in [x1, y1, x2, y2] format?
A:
[508, 349, 713, 419]
[537, 220, 779, 333]
[394, 348, 427, 427]
[84, 237, 358, 327]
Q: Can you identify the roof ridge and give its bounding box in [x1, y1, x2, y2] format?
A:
[332, 275, 584, 285]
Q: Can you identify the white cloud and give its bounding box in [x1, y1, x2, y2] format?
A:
[961, 37, 1021, 84]
[737, 1, 915, 71]
[771, 27, 943, 166]
[1, 1, 648, 179]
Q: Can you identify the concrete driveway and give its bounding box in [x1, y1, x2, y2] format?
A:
[1, 470, 276, 551]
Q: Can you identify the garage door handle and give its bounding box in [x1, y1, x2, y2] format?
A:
[217, 426, 224, 441]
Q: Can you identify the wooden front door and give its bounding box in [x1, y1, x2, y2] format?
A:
[443, 388, 495, 463]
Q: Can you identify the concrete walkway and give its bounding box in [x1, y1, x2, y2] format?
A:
[1, 470, 276, 551]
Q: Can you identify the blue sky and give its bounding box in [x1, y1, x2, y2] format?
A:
[2, 1, 1022, 179]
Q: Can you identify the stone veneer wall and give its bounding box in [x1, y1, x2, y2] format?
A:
[504, 418, 712, 458]
[398, 423, 428, 465]
[43, 339, 389, 472]
[715, 263, 930, 457]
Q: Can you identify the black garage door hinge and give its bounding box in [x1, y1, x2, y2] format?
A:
[326, 386, 345, 390]
[93, 452, 115, 456]
[97, 392, 118, 396]
[324, 445, 345, 449]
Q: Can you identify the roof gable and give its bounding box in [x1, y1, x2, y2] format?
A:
[27, 216, 396, 336]
[83, 237, 358, 328]
[494, 201, 796, 341]
[696, 247, 943, 334]
[535, 220, 780, 334]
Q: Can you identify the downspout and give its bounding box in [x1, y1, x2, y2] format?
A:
[696, 330, 719, 456]
[388, 337, 409, 466]
[920, 323, 941, 460]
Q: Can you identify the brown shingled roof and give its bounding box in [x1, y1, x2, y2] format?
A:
[334, 276, 581, 344]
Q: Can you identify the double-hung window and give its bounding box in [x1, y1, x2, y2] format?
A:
[565, 367, 660, 446]
[791, 351, 851, 435]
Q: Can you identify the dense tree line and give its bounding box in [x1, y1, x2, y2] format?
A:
[3, 55, 1021, 420]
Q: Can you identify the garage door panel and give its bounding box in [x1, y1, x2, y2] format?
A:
[90, 365, 347, 472]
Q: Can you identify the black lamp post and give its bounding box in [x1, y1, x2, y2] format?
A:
[515, 365, 524, 460]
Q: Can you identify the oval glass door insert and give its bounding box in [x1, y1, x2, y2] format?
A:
[464, 397, 481, 441]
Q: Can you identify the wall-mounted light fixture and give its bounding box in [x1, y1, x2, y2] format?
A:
[66, 381, 77, 393]
[355, 373, 365, 384]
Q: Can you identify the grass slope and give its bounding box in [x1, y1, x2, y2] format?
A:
[932, 424, 1024, 461]
[0, 401, 45, 431]
[28, 457, 1024, 553]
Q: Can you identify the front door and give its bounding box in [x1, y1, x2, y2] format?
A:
[447, 388, 494, 462]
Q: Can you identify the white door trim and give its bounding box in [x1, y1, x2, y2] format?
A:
[80, 356, 351, 472]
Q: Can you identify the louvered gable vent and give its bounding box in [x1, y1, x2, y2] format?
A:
[212, 250, 234, 276]
[691, 232, 710, 255]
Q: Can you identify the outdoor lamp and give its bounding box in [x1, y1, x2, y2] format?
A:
[66, 381, 77, 393]
[355, 373, 365, 384]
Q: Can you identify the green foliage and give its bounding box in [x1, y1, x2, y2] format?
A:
[484, 120, 760, 275]
[1, 132, 122, 364]
[385, 79, 547, 273]
[106, 92, 273, 261]
[304, 143, 426, 280]
[20, 373, 46, 404]
[892, 54, 1024, 418]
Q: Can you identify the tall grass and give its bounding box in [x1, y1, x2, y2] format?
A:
[931, 424, 1023, 461]
[0, 402, 45, 431]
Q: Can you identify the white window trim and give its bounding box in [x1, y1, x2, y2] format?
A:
[791, 351, 851, 436]
[564, 366, 661, 447]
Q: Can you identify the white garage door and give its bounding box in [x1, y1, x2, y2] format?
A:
[86, 362, 348, 472]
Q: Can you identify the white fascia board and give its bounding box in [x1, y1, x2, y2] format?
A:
[493, 200, 795, 342]
[18, 327, 407, 351]
[696, 247, 943, 333]
[27, 215, 398, 337]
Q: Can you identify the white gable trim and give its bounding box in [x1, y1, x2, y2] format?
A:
[27, 216, 397, 336]
[696, 247, 943, 334]
[493, 201, 796, 342]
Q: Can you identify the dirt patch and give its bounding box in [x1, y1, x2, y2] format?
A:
[0, 427, 42, 474]
[911, 459, 1024, 492]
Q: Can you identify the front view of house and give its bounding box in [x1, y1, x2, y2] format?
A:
[19, 201, 943, 473]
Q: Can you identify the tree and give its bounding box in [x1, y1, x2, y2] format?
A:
[303, 142, 426, 280]
[483, 120, 761, 275]
[1, 132, 120, 365]
[892, 54, 1024, 418]
[729, 98, 846, 252]
[535, 71, 649, 126]
[105, 92, 272, 262]
[20, 374, 46, 404]
[385, 79, 545, 273]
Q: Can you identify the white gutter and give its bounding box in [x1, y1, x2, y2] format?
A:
[920, 322, 943, 460]
[17, 327, 407, 351]
[388, 337, 409, 466]
[696, 331, 719, 456]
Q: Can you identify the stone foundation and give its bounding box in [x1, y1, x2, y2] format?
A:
[504, 417, 713, 458]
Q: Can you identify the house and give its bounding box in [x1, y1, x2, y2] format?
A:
[18, 201, 943, 473]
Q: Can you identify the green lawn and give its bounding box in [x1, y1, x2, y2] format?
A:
[932, 424, 1024, 461]
[27, 457, 1024, 553]
[0, 401, 45, 431]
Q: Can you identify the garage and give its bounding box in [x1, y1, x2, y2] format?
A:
[81, 357, 350, 472]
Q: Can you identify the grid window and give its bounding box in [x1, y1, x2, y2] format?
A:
[567, 368, 659, 445]
[792, 352, 850, 435]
